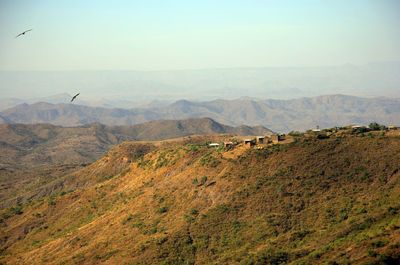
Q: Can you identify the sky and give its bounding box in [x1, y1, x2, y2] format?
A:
[0, 0, 399, 71]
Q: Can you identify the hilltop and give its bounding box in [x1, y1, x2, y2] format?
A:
[1, 130, 399, 264]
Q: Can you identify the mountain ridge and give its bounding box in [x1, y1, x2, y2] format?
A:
[1, 94, 399, 132]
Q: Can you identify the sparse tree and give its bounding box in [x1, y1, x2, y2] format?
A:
[369, 122, 387, 131]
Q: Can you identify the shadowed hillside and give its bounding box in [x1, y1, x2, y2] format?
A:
[0, 115, 10, 124]
[1, 133, 399, 264]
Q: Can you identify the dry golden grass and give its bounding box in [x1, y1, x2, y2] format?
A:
[1, 134, 399, 264]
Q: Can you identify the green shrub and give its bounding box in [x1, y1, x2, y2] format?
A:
[369, 122, 387, 131]
[187, 144, 200, 152]
[200, 152, 220, 167]
[155, 154, 169, 168]
[254, 249, 289, 265]
[288, 131, 302, 137]
[291, 229, 312, 241]
[100, 175, 114, 181]
[137, 158, 152, 169]
[158, 206, 169, 214]
[200, 176, 208, 185]
[192, 176, 207, 186]
[156, 236, 168, 245]
[48, 196, 56, 206]
[371, 240, 388, 248]
[184, 214, 195, 223]
[95, 249, 119, 261]
[353, 126, 369, 134]
[378, 253, 400, 264]
[121, 214, 133, 225]
[356, 207, 367, 214]
[367, 249, 378, 257]
[387, 206, 398, 215]
[317, 133, 329, 139]
[2, 205, 24, 219]
[232, 220, 244, 232]
[190, 209, 199, 215]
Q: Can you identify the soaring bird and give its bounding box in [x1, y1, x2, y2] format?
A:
[15, 29, 33, 38]
[71, 93, 80, 102]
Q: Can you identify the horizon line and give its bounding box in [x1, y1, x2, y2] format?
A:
[2, 94, 397, 105]
[1, 61, 400, 72]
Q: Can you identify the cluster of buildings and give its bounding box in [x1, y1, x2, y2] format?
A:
[208, 134, 284, 149]
[243, 134, 284, 147]
[206, 123, 399, 150]
[308, 124, 399, 135]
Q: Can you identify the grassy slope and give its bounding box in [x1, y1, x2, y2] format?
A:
[0, 120, 271, 208]
[0, 135, 399, 264]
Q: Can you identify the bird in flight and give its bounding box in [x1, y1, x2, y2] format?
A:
[71, 93, 80, 102]
[15, 29, 33, 38]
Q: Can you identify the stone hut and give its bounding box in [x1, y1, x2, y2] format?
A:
[256, 136, 265, 144]
[244, 138, 256, 148]
[270, 134, 282, 144]
[224, 141, 234, 149]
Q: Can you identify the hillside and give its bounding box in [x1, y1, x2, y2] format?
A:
[0, 119, 271, 208]
[1, 95, 399, 132]
[1, 132, 399, 264]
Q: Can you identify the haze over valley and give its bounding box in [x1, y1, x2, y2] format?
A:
[1, 62, 400, 102]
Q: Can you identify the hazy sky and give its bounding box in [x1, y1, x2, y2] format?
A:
[0, 0, 399, 71]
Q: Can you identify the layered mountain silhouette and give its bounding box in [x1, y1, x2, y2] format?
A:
[1, 95, 399, 131]
[2, 63, 400, 101]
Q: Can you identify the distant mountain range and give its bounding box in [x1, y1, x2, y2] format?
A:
[0, 93, 171, 111]
[1, 94, 399, 132]
[1, 62, 400, 101]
